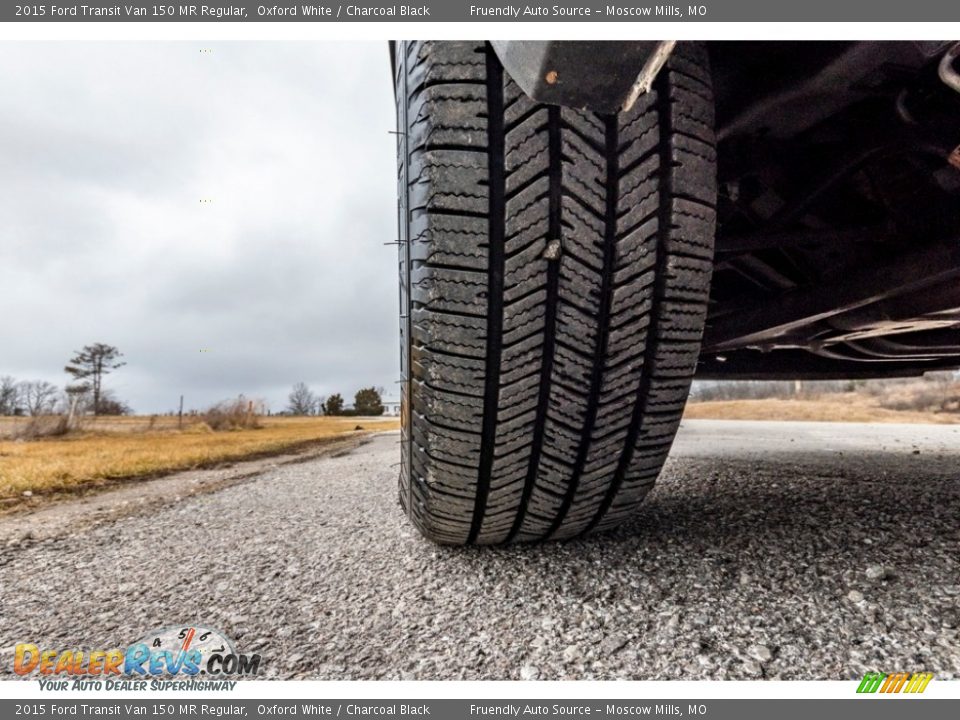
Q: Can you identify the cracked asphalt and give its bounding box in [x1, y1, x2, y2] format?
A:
[1, 420, 958, 680]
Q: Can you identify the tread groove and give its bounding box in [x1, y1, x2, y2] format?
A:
[468, 45, 506, 545]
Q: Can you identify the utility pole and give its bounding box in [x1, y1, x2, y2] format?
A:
[178, 395, 184, 429]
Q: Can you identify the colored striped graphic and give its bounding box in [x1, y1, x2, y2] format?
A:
[857, 672, 934, 694]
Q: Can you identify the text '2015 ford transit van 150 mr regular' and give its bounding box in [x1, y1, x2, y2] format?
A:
[391, 41, 960, 545]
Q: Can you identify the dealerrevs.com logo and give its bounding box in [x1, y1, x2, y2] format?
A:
[857, 672, 934, 694]
[14, 626, 261, 691]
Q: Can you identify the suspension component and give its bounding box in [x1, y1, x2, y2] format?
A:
[939, 42, 960, 94]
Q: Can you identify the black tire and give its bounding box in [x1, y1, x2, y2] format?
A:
[395, 41, 716, 545]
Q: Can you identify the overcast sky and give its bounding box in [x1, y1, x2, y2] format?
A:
[0, 42, 400, 413]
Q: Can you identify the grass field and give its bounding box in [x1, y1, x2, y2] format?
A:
[0, 416, 399, 503]
[684, 395, 960, 424]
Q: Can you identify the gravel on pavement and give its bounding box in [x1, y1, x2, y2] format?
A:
[1, 420, 958, 680]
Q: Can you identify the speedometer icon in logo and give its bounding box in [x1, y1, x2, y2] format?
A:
[130, 625, 257, 676]
[141, 626, 235, 664]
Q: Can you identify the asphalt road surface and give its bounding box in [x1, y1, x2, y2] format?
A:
[1, 420, 958, 680]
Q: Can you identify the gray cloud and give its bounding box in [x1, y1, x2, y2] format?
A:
[0, 42, 400, 413]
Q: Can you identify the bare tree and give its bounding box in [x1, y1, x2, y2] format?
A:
[64, 343, 125, 415]
[0, 376, 20, 415]
[19, 380, 59, 416]
[287, 382, 317, 416]
[96, 389, 132, 416]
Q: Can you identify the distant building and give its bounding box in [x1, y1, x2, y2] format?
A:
[382, 397, 401, 416]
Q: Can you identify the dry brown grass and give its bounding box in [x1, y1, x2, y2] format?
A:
[0, 415, 399, 501]
[199, 398, 263, 431]
[0, 415, 186, 437]
[684, 393, 960, 424]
